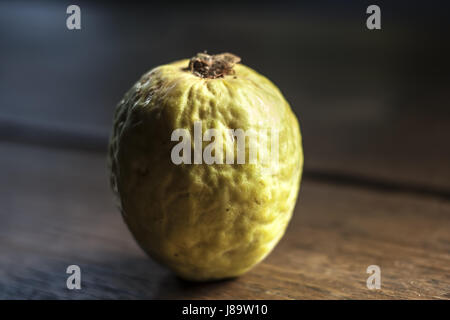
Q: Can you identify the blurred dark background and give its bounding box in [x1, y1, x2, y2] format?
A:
[0, 0, 449, 299]
[1, 0, 449, 191]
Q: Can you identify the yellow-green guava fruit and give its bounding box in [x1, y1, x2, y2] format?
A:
[108, 53, 303, 281]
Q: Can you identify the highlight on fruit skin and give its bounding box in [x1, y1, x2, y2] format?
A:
[108, 52, 303, 281]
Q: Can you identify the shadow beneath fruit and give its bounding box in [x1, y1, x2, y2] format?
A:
[152, 273, 237, 299]
[74, 252, 237, 299]
[2, 247, 238, 299]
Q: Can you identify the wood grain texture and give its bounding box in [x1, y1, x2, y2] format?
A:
[0, 143, 448, 299]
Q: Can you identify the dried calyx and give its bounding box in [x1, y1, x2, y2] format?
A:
[188, 52, 241, 79]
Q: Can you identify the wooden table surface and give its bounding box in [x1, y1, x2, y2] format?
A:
[0, 142, 448, 299]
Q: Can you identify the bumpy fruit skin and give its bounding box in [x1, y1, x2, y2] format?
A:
[108, 58, 303, 281]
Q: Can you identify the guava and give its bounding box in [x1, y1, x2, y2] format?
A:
[108, 52, 303, 281]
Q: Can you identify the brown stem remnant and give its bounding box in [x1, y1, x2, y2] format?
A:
[188, 52, 241, 79]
